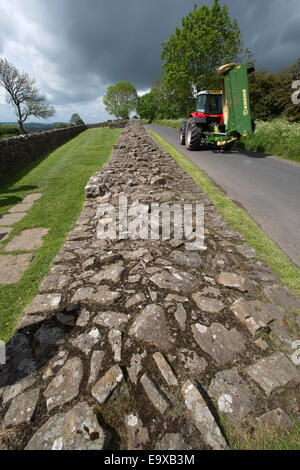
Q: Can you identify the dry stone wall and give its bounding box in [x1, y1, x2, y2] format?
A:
[0, 120, 299, 450]
[0, 125, 87, 184]
[87, 119, 129, 129]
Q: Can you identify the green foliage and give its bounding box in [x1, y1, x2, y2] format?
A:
[0, 125, 20, 138]
[69, 113, 85, 126]
[237, 118, 300, 163]
[248, 59, 300, 121]
[103, 81, 138, 120]
[150, 118, 184, 129]
[136, 91, 156, 122]
[53, 123, 69, 129]
[138, 71, 193, 122]
[161, 0, 252, 95]
[0, 58, 55, 133]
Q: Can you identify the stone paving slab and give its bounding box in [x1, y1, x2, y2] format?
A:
[44, 357, 83, 411]
[181, 380, 229, 450]
[4, 388, 40, 427]
[0, 253, 33, 284]
[191, 322, 246, 366]
[246, 352, 300, 396]
[25, 401, 110, 450]
[25, 293, 62, 314]
[5, 228, 49, 252]
[0, 213, 27, 226]
[256, 408, 292, 430]
[8, 202, 33, 213]
[22, 193, 42, 203]
[208, 368, 256, 420]
[264, 285, 300, 309]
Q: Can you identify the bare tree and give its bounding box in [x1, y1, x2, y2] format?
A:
[0, 58, 55, 134]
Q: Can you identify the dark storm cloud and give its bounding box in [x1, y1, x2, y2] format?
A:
[32, 0, 300, 92]
[31, 0, 199, 91]
[1, 0, 299, 122]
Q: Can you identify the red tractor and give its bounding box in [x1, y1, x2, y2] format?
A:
[179, 63, 255, 151]
[180, 90, 224, 150]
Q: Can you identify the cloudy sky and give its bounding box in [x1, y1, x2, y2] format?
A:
[0, 0, 299, 123]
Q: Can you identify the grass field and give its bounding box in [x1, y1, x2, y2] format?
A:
[150, 117, 300, 163]
[149, 129, 300, 299]
[0, 127, 121, 341]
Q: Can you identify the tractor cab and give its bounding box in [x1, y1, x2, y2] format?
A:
[196, 90, 223, 115]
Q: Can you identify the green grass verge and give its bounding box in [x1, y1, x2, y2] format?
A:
[149, 129, 300, 299]
[237, 118, 300, 163]
[150, 118, 184, 129]
[221, 414, 300, 450]
[0, 127, 121, 341]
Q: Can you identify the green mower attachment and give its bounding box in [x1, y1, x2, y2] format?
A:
[218, 62, 255, 142]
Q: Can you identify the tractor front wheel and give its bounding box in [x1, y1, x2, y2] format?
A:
[185, 118, 202, 150]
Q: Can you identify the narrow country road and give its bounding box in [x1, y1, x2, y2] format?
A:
[148, 124, 300, 269]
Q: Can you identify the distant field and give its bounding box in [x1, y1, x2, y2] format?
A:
[0, 125, 20, 138]
[150, 117, 300, 163]
[0, 122, 69, 138]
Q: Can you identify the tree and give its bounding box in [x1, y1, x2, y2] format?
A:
[248, 59, 300, 121]
[136, 91, 156, 122]
[103, 81, 138, 120]
[161, 1, 252, 95]
[70, 113, 85, 126]
[151, 71, 193, 120]
[0, 58, 55, 133]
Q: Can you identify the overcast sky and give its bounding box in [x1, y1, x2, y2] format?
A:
[0, 0, 299, 123]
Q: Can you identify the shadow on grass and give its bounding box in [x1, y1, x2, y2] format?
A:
[0, 147, 62, 194]
[0, 195, 22, 208]
[0, 186, 39, 209]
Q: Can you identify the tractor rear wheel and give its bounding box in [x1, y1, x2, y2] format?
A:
[179, 122, 186, 145]
[185, 118, 202, 150]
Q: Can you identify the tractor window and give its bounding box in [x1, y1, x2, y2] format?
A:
[196, 95, 207, 113]
[196, 94, 222, 114]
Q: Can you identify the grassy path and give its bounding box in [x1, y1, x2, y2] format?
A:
[0, 128, 121, 341]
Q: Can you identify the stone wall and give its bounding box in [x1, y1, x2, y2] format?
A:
[0, 125, 87, 184]
[87, 119, 128, 129]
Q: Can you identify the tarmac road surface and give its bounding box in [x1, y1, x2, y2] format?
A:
[148, 124, 300, 269]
